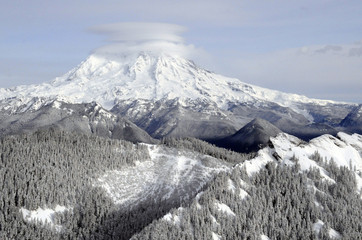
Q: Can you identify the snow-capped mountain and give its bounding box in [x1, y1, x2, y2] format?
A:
[0, 51, 359, 140]
[1, 52, 351, 112]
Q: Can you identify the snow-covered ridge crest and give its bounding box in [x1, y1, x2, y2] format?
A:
[272, 132, 362, 172]
[239, 132, 362, 191]
[0, 51, 347, 116]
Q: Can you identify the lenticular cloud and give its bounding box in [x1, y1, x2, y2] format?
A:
[89, 22, 199, 58]
[90, 22, 186, 43]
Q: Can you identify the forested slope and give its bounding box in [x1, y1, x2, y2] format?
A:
[0, 129, 153, 239]
[132, 160, 362, 240]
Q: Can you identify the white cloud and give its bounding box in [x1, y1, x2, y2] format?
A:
[89, 22, 186, 43]
[89, 22, 208, 61]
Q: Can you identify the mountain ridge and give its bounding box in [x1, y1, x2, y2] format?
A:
[0, 100, 157, 144]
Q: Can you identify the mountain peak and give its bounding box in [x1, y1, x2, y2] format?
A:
[232, 117, 282, 140]
[340, 104, 362, 132]
[50, 51, 221, 106]
[214, 118, 282, 152]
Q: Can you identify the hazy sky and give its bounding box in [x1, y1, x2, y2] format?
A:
[1, 0, 361, 103]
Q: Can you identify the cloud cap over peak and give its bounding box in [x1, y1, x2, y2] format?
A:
[88, 22, 206, 60]
[89, 22, 187, 43]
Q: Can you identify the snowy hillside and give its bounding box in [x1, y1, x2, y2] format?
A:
[95, 144, 230, 207]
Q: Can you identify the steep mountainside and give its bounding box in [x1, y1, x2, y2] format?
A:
[0, 52, 357, 140]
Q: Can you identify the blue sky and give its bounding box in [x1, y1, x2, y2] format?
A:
[1, 0, 361, 103]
